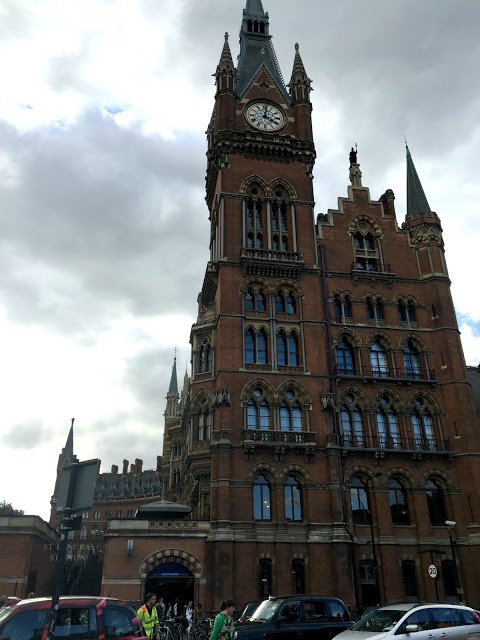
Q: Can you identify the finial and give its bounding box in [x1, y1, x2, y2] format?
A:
[225, 32, 229, 41]
[71, 417, 75, 428]
[174, 347, 178, 359]
[295, 43, 299, 51]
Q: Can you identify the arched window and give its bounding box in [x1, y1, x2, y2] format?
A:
[259, 21, 265, 34]
[277, 331, 287, 366]
[288, 332, 299, 366]
[284, 475, 302, 521]
[364, 232, 375, 250]
[253, 20, 258, 32]
[280, 390, 302, 432]
[351, 476, 370, 524]
[398, 301, 407, 322]
[257, 329, 267, 364]
[286, 294, 296, 314]
[258, 558, 272, 599]
[276, 292, 286, 313]
[376, 396, 401, 448]
[247, 388, 270, 430]
[411, 397, 436, 450]
[246, 328, 255, 364]
[253, 474, 271, 520]
[366, 297, 375, 320]
[245, 328, 268, 365]
[407, 302, 415, 322]
[247, 19, 252, 32]
[343, 296, 353, 320]
[245, 289, 255, 312]
[402, 561, 418, 597]
[441, 560, 457, 597]
[426, 478, 447, 525]
[334, 295, 342, 322]
[292, 560, 305, 594]
[354, 231, 364, 249]
[352, 223, 379, 272]
[375, 298, 384, 320]
[198, 342, 212, 373]
[337, 338, 355, 375]
[341, 397, 365, 447]
[80, 526, 87, 540]
[370, 340, 389, 377]
[256, 290, 266, 312]
[198, 409, 211, 441]
[404, 342, 422, 379]
[277, 331, 299, 366]
[389, 477, 410, 525]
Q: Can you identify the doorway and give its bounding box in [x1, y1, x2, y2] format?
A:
[146, 562, 194, 611]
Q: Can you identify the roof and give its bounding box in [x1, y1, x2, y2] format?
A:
[168, 357, 178, 394]
[136, 499, 192, 519]
[406, 145, 432, 219]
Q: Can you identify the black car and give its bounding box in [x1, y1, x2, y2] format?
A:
[238, 602, 262, 624]
[234, 595, 353, 640]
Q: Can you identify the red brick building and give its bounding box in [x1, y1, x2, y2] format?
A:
[63, 0, 480, 611]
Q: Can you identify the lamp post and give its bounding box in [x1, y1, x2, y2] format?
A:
[417, 549, 445, 601]
[445, 520, 462, 603]
[367, 472, 382, 605]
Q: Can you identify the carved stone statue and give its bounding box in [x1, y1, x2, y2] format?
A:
[349, 147, 357, 165]
[349, 163, 363, 188]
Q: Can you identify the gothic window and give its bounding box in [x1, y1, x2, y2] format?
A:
[247, 19, 252, 31]
[246, 193, 265, 249]
[288, 332, 299, 366]
[276, 290, 296, 315]
[370, 340, 389, 377]
[245, 289, 254, 311]
[277, 330, 299, 367]
[354, 231, 364, 249]
[247, 232, 254, 248]
[245, 288, 266, 312]
[389, 477, 410, 525]
[334, 295, 342, 322]
[284, 475, 302, 521]
[256, 291, 266, 312]
[402, 561, 418, 597]
[286, 294, 296, 314]
[280, 389, 303, 431]
[256, 233, 263, 249]
[292, 560, 305, 594]
[253, 474, 271, 520]
[376, 395, 401, 448]
[198, 340, 212, 373]
[411, 397, 437, 449]
[246, 327, 255, 363]
[341, 394, 365, 446]
[273, 234, 279, 250]
[367, 297, 375, 320]
[403, 342, 422, 379]
[343, 296, 353, 319]
[258, 559, 272, 599]
[337, 338, 355, 375]
[259, 21, 265, 34]
[277, 330, 287, 366]
[367, 297, 383, 321]
[426, 477, 447, 525]
[197, 397, 211, 441]
[352, 222, 379, 272]
[282, 235, 288, 251]
[245, 327, 268, 365]
[116, 510, 122, 519]
[350, 476, 370, 524]
[272, 199, 288, 238]
[246, 387, 270, 430]
[407, 302, 415, 322]
[276, 292, 285, 313]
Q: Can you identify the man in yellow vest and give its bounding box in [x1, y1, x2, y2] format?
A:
[137, 593, 160, 639]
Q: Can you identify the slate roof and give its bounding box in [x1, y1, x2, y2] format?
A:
[94, 469, 162, 501]
[168, 357, 178, 394]
[406, 145, 432, 219]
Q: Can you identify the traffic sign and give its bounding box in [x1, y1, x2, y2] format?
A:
[428, 564, 438, 579]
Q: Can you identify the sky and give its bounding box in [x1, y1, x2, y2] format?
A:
[0, 0, 479, 521]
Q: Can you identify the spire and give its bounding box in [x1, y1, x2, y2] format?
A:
[57, 418, 77, 470]
[215, 33, 236, 96]
[168, 357, 178, 394]
[406, 144, 432, 219]
[288, 43, 312, 104]
[237, 0, 290, 101]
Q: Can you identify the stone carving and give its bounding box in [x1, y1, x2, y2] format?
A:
[212, 387, 232, 407]
[321, 393, 335, 410]
[349, 163, 363, 188]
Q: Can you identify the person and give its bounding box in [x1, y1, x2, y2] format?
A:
[137, 593, 160, 640]
[173, 598, 183, 617]
[157, 598, 166, 619]
[166, 603, 173, 618]
[186, 601, 194, 633]
[194, 604, 205, 625]
[209, 600, 235, 640]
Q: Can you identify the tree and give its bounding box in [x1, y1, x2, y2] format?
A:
[0, 500, 24, 516]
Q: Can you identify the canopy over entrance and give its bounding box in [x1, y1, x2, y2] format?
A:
[136, 500, 192, 520]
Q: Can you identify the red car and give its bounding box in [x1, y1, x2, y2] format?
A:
[0, 596, 148, 640]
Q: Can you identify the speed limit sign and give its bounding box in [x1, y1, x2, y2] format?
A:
[428, 564, 438, 579]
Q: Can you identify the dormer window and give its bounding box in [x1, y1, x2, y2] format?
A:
[351, 220, 380, 271]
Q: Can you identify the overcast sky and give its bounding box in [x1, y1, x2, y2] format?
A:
[1, 0, 479, 521]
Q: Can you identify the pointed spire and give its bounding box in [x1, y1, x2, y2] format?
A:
[168, 357, 178, 394]
[57, 418, 77, 470]
[288, 43, 312, 104]
[215, 33, 236, 96]
[217, 32, 235, 73]
[406, 144, 432, 219]
[246, 0, 265, 14]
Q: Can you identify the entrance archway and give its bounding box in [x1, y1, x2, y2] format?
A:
[146, 562, 194, 611]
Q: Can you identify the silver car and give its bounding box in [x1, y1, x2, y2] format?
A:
[334, 603, 480, 640]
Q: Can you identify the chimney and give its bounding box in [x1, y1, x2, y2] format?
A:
[135, 458, 143, 473]
[130, 463, 136, 474]
[111, 464, 118, 474]
[156, 456, 162, 472]
[123, 459, 129, 474]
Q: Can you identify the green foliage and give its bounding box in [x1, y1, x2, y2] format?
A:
[0, 500, 25, 516]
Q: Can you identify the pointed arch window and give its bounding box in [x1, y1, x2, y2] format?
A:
[277, 329, 299, 366]
[407, 302, 415, 322]
[276, 292, 285, 313]
[245, 328, 268, 365]
[350, 476, 370, 524]
[341, 400, 365, 447]
[245, 289, 255, 312]
[411, 397, 436, 449]
[352, 223, 379, 272]
[334, 295, 342, 322]
[389, 477, 410, 525]
[403, 342, 422, 379]
[376, 398, 401, 449]
[426, 478, 447, 525]
[284, 475, 302, 521]
[198, 407, 211, 441]
[286, 294, 296, 314]
[199, 342, 212, 373]
[398, 300, 407, 322]
[245, 288, 266, 312]
[247, 393, 270, 430]
[253, 474, 271, 520]
[343, 296, 353, 319]
[280, 390, 303, 432]
[246, 328, 255, 364]
[337, 338, 355, 375]
[288, 332, 299, 366]
[370, 340, 389, 377]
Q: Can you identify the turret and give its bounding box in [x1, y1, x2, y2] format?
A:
[165, 357, 179, 418]
[215, 33, 236, 97]
[288, 43, 312, 105]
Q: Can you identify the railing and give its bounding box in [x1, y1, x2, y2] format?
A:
[242, 429, 316, 444]
[351, 262, 393, 273]
[335, 365, 436, 381]
[241, 247, 304, 262]
[340, 434, 450, 452]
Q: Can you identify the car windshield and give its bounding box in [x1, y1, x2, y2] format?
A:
[250, 601, 281, 622]
[352, 609, 406, 633]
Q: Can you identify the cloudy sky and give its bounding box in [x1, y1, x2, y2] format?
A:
[1, 0, 479, 520]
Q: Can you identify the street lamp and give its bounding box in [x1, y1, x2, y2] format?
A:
[367, 472, 382, 605]
[445, 520, 462, 602]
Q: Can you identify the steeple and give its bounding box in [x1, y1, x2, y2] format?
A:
[168, 357, 178, 394]
[237, 0, 289, 101]
[288, 43, 312, 105]
[57, 418, 77, 470]
[406, 144, 432, 219]
[215, 33, 236, 97]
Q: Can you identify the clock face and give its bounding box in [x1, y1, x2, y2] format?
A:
[246, 102, 285, 132]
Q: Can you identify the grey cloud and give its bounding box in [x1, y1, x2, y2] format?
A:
[3, 418, 46, 450]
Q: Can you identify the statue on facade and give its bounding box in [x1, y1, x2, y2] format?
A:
[349, 146, 358, 165]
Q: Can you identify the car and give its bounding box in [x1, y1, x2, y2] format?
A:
[234, 595, 353, 640]
[0, 596, 148, 640]
[334, 602, 480, 640]
[237, 602, 262, 624]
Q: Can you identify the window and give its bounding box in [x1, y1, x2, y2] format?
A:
[401, 561, 418, 597]
[426, 478, 447, 525]
[441, 561, 457, 597]
[352, 224, 379, 272]
[245, 288, 266, 313]
[370, 340, 389, 377]
[247, 388, 270, 430]
[94, 511, 101, 519]
[350, 476, 370, 524]
[116, 510, 122, 519]
[407, 301, 415, 322]
[82, 512, 89, 519]
[245, 328, 268, 365]
[284, 475, 302, 521]
[341, 398, 364, 447]
[343, 296, 353, 319]
[376, 396, 401, 448]
[80, 526, 87, 539]
[404, 342, 422, 379]
[292, 560, 305, 594]
[389, 477, 410, 525]
[246, 196, 264, 249]
[280, 390, 302, 432]
[277, 331, 299, 367]
[198, 340, 212, 373]
[253, 475, 271, 520]
[398, 300, 407, 322]
[412, 397, 436, 449]
[258, 559, 272, 599]
[127, 510, 133, 518]
[276, 291, 296, 314]
[197, 398, 211, 440]
[367, 297, 383, 321]
[288, 333, 299, 365]
[334, 295, 342, 322]
[103, 607, 136, 639]
[337, 338, 355, 375]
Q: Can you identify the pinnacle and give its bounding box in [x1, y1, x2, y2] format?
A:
[406, 145, 432, 219]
